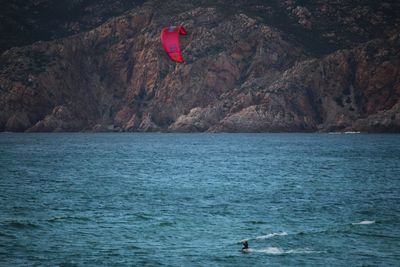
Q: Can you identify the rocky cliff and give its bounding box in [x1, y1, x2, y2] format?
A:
[1, 0, 399, 132]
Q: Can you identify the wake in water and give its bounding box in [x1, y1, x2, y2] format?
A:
[239, 232, 319, 255]
[256, 232, 288, 240]
[246, 247, 319, 255]
[352, 220, 376, 225]
[239, 232, 288, 243]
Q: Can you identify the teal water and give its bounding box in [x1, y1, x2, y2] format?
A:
[0, 133, 399, 266]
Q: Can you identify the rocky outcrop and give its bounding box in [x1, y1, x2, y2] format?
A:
[0, 0, 399, 132]
[27, 105, 84, 132]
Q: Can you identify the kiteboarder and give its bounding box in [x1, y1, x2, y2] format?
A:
[242, 240, 249, 251]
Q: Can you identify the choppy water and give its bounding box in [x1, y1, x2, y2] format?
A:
[0, 133, 399, 266]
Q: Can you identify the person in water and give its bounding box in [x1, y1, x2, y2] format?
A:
[242, 240, 249, 250]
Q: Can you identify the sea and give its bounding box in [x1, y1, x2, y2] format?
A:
[0, 133, 399, 266]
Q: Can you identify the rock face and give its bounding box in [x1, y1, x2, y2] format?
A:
[1, 0, 399, 132]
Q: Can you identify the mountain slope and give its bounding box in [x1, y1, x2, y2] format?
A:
[1, 0, 399, 132]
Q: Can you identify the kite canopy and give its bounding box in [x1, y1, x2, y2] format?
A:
[160, 26, 187, 63]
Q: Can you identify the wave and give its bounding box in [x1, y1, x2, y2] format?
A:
[352, 220, 375, 225]
[135, 213, 153, 221]
[5, 220, 39, 229]
[158, 221, 175, 227]
[245, 220, 268, 225]
[47, 215, 91, 223]
[256, 232, 288, 240]
[247, 247, 318, 255]
[0, 231, 16, 239]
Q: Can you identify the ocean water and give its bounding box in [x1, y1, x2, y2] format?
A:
[0, 133, 399, 266]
